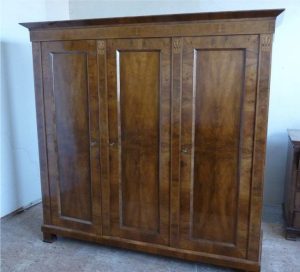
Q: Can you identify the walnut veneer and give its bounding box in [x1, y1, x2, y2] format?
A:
[21, 9, 284, 271]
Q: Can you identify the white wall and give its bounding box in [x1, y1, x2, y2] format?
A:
[69, 0, 300, 207]
[0, 0, 69, 217]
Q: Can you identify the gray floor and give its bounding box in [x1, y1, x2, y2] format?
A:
[1, 204, 299, 272]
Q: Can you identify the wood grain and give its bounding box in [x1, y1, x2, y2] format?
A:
[21, 9, 284, 30]
[42, 224, 261, 272]
[24, 10, 283, 272]
[170, 37, 182, 247]
[32, 42, 52, 225]
[41, 40, 101, 233]
[119, 51, 160, 232]
[28, 19, 276, 42]
[104, 38, 171, 245]
[178, 35, 259, 258]
[52, 51, 91, 221]
[247, 34, 273, 260]
[192, 49, 244, 244]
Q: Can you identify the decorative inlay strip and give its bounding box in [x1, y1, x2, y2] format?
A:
[97, 40, 105, 54]
[261, 34, 272, 51]
[173, 38, 182, 54]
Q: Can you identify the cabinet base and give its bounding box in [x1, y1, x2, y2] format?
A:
[285, 227, 300, 241]
[41, 224, 261, 272]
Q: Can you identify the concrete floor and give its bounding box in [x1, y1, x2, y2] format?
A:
[1, 204, 299, 272]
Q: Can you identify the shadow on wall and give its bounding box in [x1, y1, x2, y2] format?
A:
[1, 40, 41, 217]
[1, 41, 22, 211]
[264, 132, 289, 207]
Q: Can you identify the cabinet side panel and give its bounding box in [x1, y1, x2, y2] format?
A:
[118, 51, 160, 232]
[248, 34, 273, 260]
[51, 52, 92, 221]
[192, 49, 244, 244]
[32, 42, 51, 225]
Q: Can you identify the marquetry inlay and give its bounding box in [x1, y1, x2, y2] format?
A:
[173, 38, 182, 54]
[261, 34, 272, 51]
[97, 40, 105, 54]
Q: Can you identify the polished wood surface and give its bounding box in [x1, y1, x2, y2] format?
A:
[120, 51, 160, 231]
[24, 10, 283, 272]
[41, 41, 101, 233]
[42, 223, 261, 271]
[177, 35, 258, 258]
[32, 42, 52, 227]
[104, 38, 171, 245]
[20, 9, 283, 30]
[247, 33, 273, 260]
[192, 49, 243, 244]
[284, 130, 300, 240]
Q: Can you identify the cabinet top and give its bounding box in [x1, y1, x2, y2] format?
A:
[20, 9, 284, 30]
[288, 130, 300, 145]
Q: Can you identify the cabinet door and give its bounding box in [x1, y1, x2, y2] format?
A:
[42, 41, 101, 234]
[172, 36, 259, 258]
[102, 38, 171, 245]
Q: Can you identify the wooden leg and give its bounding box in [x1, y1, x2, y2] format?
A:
[43, 232, 57, 243]
[286, 230, 297, 241]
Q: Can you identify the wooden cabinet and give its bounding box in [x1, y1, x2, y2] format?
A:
[22, 9, 283, 272]
[284, 130, 300, 240]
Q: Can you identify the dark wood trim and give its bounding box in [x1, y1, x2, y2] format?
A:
[25, 10, 282, 272]
[170, 37, 182, 248]
[42, 224, 260, 271]
[98, 40, 110, 236]
[284, 131, 300, 240]
[43, 232, 57, 243]
[32, 42, 52, 226]
[247, 34, 273, 261]
[285, 227, 300, 241]
[28, 19, 276, 42]
[20, 9, 284, 30]
[288, 129, 300, 146]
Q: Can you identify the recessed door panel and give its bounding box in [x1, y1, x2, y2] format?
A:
[52, 52, 91, 221]
[173, 35, 259, 258]
[104, 38, 171, 244]
[192, 49, 244, 244]
[42, 41, 101, 233]
[119, 51, 160, 232]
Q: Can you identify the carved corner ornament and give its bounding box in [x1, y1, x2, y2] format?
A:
[261, 35, 272, 51]
[97, 41, 105, 55]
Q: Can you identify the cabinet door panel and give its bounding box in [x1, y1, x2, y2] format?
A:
[42, 41, 101, 233]
[174, 36, 259, 258]
[104, 38, 171, 244]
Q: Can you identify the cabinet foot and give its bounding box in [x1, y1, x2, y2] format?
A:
[43, 232, 57, 243]
[286, 230, 297, 241]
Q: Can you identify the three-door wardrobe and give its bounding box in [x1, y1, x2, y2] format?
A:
[21, 9, 284, 271]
